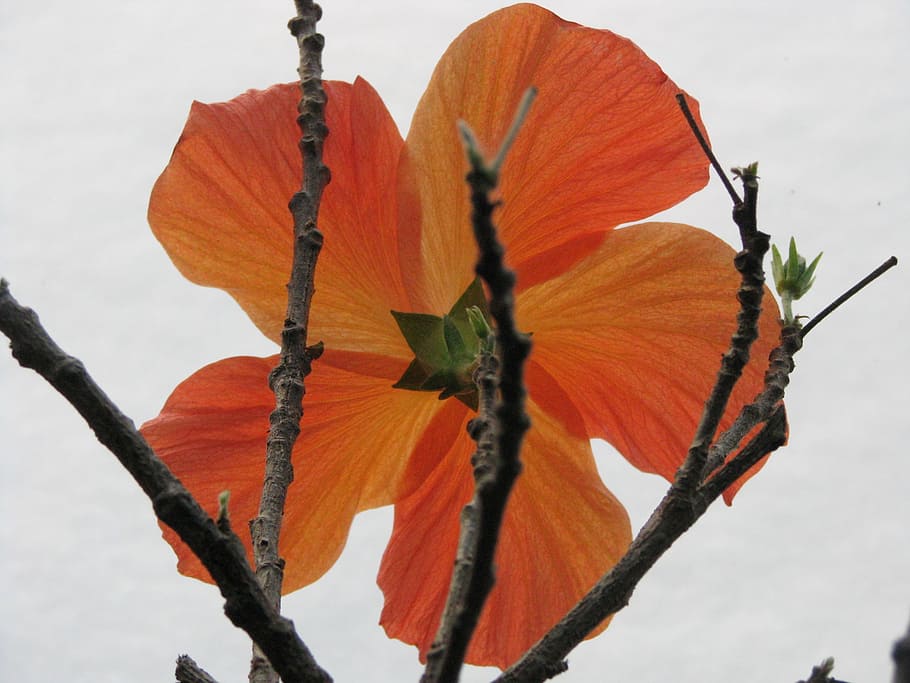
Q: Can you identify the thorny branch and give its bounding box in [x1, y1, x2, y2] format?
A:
[0, 280, 331, 683]
[248, 1, 330, 681]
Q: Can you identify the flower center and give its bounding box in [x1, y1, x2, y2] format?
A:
[391, 278, 492, 411]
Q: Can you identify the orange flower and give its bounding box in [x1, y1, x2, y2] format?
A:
[141, 3, 780, 669]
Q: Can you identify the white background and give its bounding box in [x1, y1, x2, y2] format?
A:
[1, 1, 908, 681]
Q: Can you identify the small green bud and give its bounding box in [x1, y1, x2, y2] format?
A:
[771, 236, 823, 325]
[218, 490, 231, 523]
[466, 306, 490, 339]
[466, 305, 495, 354]
[731, 161, 760, 180]
[442, 314, 468, 359]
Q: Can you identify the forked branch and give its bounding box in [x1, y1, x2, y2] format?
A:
[421, 95, 534, 683]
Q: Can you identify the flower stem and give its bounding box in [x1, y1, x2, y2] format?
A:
[782, 293, 794, 326]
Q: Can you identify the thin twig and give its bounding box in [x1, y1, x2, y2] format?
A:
[498, 109, 787, 680]
[674, 151, 769, 493]
[0, 279, 331, 683]
[248, 2, 330, 681]
[421, 108, 533, 682]
[422, 352, 499, 681]
[498, 97, 892, 679]
[496, 407, 789, 682]
[705, 257, 896, 476]
[797, 657, 837, 683]
[800, 256, 897, 338]
[702, 322, 801, 477]
[705, 318, 800, 484]
[676, 93, 741, 204]
[893, 618, 910, 683]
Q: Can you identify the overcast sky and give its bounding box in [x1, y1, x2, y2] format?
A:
[2, 1, 908, 682]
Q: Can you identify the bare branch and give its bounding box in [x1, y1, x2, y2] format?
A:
[497, 117, 797, 680]
[421, 107, 533, 682]
[675, 93, 741, 205]
[0, 279, 331, 683]
[496, 406, 788, 682]
[796, 657, 841, 683]
[894, 618, 910, 683]
[673, 101, 770, 493]
[800, 256, 897, 338]
[248, 1, 330, 680]
[176, 655, 219, 683]
[422, 351, 499, 681]
[700, 324, 801, 496]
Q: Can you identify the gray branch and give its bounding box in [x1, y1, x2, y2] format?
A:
[248, 1, 330, 681]
[0, 279, 331, 683]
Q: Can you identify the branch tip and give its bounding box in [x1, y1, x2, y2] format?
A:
[675, 92, 741, 204]
[800, 255, 897, 338]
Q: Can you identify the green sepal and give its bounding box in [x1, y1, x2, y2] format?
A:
[451, 278, 490, 320]
[422, 368, 456, 392]
[390, 311, 449, 369]
[392, 358, 434, 392]
[454, 389, 479, 412]
[390, 278, 492, 410]
[442, 314, 470, 361]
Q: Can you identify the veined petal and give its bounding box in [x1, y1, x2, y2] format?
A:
[140, 350, 442, 591]
[378, 400, 631, 668]
[148, 79, 412, 358]
[403, 3, 709, 312]
[311, 79, 415, 356]
[518, 222, 782, 500]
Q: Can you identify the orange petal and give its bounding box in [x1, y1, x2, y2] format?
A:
[403, 4, 709, 312]
[378, 400, 631, 668]
[518, 222, 782, 500]
[310, 79, 415, 357]
[140, 350, 443, 592]
[149, 79, 412, 358]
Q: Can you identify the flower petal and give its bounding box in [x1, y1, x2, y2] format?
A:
[518, 222, 782, 500]
[140, 350, 442, 592]
[402, 3, 709, 311]
[148, 78, 413, 357]
[378, 400, 631, 668]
